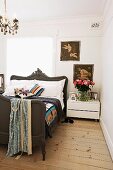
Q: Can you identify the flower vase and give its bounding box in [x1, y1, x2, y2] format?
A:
[77, 91, 90, 101]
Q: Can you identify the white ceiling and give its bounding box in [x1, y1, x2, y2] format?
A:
[0, 0, 107, 21]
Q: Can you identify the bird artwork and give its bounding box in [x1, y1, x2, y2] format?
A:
[60, 41, 80, 61]
[70, 53, 78, 58]
[62, 43, 72, 52]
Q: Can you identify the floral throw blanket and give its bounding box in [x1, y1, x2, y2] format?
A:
[7, 98, 32, 157]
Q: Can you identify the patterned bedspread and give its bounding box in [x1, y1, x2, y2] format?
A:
[7, 95, 63, 126]
[45, 103, 57, 125]
[42, 97, 63, 125]
[26, 95, 63, 125]
[6, 96, 63, 157]
[26, 96, 63, 138]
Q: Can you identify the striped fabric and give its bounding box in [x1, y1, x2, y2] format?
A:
[30, 84, 44, 96]
[45, 103, 57, 125]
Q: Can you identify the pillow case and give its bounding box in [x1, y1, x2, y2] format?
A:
[3, 79, 65, 97]
[36, 79, 65, 89]
[40, 84, 63, 97]
[36, 79, 65, 98]
[30, 84, 44, 96]
[10, 80, 37, 89]
[3, 80, 37, 96]
[3, 83, 27, 96]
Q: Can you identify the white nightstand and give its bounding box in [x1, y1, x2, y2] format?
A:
[67, 99, 100, 120]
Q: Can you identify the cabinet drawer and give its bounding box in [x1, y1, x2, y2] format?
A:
[67, 110, 99, 119]
[67, 101, 100, 112]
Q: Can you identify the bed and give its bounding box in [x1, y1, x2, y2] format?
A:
[0, 68, 68, 160]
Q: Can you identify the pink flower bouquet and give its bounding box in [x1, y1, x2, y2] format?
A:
[73, 79, 95, 92]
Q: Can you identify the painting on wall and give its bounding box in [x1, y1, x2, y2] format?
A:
[0, 74, 4, 93]
[73, 64, 94, 81]
[60, 41, 80, 61]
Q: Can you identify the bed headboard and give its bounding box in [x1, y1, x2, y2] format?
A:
[10, 68, 68, 115]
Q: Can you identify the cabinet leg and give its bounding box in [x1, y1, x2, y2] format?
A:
[95, 119, 99, 122]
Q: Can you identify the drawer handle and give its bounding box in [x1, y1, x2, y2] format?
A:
[68, 109, 99, 112]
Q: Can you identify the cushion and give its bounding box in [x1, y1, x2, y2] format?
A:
[10, 80, 37, 89]
[40, 84, 63, 97]
[3, 79, 65, 97]
[3, 80, 37, 96]
[30, 84, 44, 96]
[36, 79, 65, 89]
[3, 84, 27, 96]
[36, 79, 65, 97]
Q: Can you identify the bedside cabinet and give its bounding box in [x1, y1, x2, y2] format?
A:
[67, 99, 100, 120]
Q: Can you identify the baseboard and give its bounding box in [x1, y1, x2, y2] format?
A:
[100, 117, 113, 160]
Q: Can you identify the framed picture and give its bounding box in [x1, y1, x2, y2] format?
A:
[0, 74, 4, 93]
[69, 92, 76, 100]
[90, 92, 98, 100]
[73, 64, 94, 81]
[60, 41, 80, 61]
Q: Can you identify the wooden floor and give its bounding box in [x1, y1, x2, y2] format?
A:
[0, 119, 113, 170]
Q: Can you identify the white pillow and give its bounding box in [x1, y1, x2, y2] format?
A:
[36, 79, 65, 91]
[41, 84, 63, 97]
[3, 83, 26, 96]
[10, 80, 37, 89]
[40, 79, 65, 98]
[3, 80, 37, 96]
[3, 79, 66, 97]
[36, 79, 65, 85]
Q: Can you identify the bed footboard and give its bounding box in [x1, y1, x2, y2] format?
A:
[0, 95, 46, 160]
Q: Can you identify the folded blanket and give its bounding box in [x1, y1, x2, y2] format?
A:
[45, 103, 57, 125]
[26, 96, 63, 121]
[7, 98, 32, 157]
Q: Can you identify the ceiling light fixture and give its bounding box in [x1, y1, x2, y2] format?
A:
[0, 0, 19, 35]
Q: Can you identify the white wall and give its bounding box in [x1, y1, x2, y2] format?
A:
[0, 37, 6, 75]
[0, 16, 102, 94]
[100, 0, 113, 160]
[56, 34, 101, 93]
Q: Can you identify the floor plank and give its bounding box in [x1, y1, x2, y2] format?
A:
[0, 119, 113, 170]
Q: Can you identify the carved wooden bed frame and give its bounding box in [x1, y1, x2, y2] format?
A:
[10, 68, 68, 114]
[0, 68, 68, 160]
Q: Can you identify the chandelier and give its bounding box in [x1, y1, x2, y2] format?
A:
[0, 0, 19, 35]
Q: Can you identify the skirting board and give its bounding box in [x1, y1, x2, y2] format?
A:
[100, 117, 113, 160]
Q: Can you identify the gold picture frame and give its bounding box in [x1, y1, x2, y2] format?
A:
[69, 92, 76, 100]
[60, 41, 80, 61]
[90, 92, 98, 100]
[73, 64, 94, 81]
[0, 74, 4, 93]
